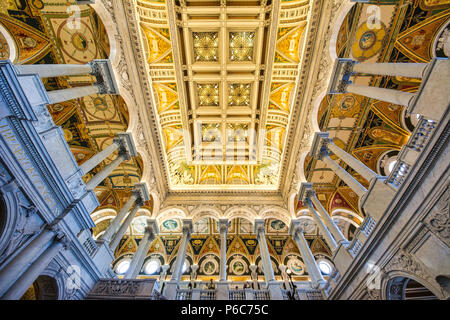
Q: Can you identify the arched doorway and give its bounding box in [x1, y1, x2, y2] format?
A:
[386, 276, 439, 300]
[20, 275, 59, 300]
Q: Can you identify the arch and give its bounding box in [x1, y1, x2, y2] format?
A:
[259, 206, 290, 225]
[0, 182, 19, 259]
[156, 206, 188, 225]
[90, 207, 117, 225]
[288, 191, 298, 218]
[382, 272, 443, 300]
[89, 2, 119, 64]
[311, 91, 328, 133]
[190, 206, 222, 223]
[0, 23, 17, 62]
[331, 208, 363, 225]
[150, 191, 160, 218]
[329, 1, 356, 62]
[224, 206, 258, 223]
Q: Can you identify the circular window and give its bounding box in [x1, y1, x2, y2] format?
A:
[318, 260, 332, 275]
[387, 160, 398, 174]
[182, 261, 189, 274]
[144, 259, 161, 275]
[115, 259, 131, 275]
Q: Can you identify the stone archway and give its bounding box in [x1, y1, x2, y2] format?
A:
[20, 275, 59, 300]
[386, 276, 439, 300]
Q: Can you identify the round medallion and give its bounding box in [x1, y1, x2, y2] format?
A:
[359, 31, 376, 50]
[231, 259, 246, 275]
[287, 257, 304, 275]
[201, 258, 218, 275]
[162, 219, 178, 231]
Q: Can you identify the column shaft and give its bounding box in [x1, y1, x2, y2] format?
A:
[109, 204, 141, 251]
[86, 154, 126, 190]
[1, 241, 64, 300]
[171, 231, 190, 282]
[100, 194, 137, 242]
[293, 229, 324, 289]
[353, 62, 428, 79]
[124, 230, 154, 279]
[79, 143, 119, 175]
[306, 201, 338, 251]
[347, 84, 415, 107]
[0, 229, 55, 296]
[47, 85, 100, 104]
[219, 222, 228, 282]
[327, 141, 377, 181]
[323, 155, 367, 197]
[257, 229, 275, 282]
[15, 64, 93, 78]
[309, 195, 347, 245]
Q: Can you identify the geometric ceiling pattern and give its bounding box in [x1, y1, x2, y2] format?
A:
[136, 0, 311, 190]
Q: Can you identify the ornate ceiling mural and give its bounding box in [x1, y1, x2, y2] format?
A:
[134, 0, 312, 190]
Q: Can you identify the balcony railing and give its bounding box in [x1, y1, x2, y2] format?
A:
[199, 290, 216, 300]
[228, 290, 246, 300]
[175, 289, 192, 300]
[252, 290, 271, 300]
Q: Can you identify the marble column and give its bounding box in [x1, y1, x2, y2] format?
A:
[219, 219, 229, 282]
[15, 63, 93, 78]
[304, 198, 338, 251]
[109, 199, 144, 251]
[85, 153, 128, 190]
[321, 152, 367, 198]
[124, 221, 158, 279]
[353, 62, 428, 79]
[80, 132, 135, 175]
[1, 238, 66, 300]
[0, 227, 57, 296]
[80, 143, 118, 175]
[47, 85, 101, 105]
[346, 84, 415, 108]
[171, 220, 193, 282]
[100, 194, 138, 243]
[307, 190, 348, 246]
[289, 220, 326, 289]
[326, 139, 378, 182]
[255, 220, 275, 283]
[159, 264, 170, 282]
[190, 264, 199, 281]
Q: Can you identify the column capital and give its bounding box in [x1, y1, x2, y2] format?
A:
[146, 219, 159, 236]
[327, 58, 357, 94]
[254, 219, 265, 235]
[132, 183, 150, 205]
[219, 219, 229, 233]
[297, 182, 316, 203]
[190, 264, 199, 271]
[288, 219, 304, 237]
[115, 132, 138, 158]
[310, 132, 331, 160]
[181, 219, 193, 235]
[88, 59, 119, 94]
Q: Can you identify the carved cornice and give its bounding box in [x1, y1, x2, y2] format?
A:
[97, 0, 351, 205]
[281, 0, 352, 199]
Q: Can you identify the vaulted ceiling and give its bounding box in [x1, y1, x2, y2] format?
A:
[135, 0, 311, 190]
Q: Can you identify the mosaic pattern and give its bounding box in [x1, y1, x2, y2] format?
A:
[193, 32, 219, 62]
[229, 32, 255, 61]
[228, 83, 251, 106]
[197, 83, 220, 106]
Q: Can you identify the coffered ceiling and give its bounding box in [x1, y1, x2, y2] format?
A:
[135, 0, 311, 191]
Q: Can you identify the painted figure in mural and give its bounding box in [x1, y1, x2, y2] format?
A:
[270, 219, 286, 231]
[233, 261, 244, 274]
[204, 261, 215, 274]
